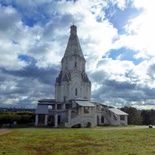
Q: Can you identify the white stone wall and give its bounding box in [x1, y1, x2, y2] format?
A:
[62, 56, 85, 72]
[55, 25, 91, 102]
[55, 70, 91, 102]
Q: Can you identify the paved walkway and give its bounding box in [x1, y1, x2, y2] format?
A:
[93, 126, 150, 131]
[0, 129, 9, 134]
[0, 126, 151, 133]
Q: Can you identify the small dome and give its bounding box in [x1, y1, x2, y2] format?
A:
[70, 25, 77, 35]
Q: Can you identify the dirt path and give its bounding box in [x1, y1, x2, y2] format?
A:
[0, 129, 9, 134]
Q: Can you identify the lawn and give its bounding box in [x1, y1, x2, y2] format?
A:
[0, 128, 155, 155]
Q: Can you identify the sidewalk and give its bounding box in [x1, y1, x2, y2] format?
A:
[94, 126, 149, 131]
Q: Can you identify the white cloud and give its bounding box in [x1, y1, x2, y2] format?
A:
[0, 1, 118, 69]
[1, 0, 155, 109]
[112, 0, 155, 58]
[110, 0, 129, 10]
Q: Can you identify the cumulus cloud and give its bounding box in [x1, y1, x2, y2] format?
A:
[0, 0, 155, 109]
[0, 59, 58, 108]
[112, 0, 155, 59]
[90, 56, 155, 109]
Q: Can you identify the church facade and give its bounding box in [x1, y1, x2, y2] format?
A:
[35, 25, 128, 128]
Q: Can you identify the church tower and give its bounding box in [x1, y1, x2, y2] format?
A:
[55, 25, 91, 102]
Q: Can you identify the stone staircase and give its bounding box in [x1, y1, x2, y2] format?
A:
[65, 114, 96, 128]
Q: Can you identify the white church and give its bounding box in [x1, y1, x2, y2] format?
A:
[35, 25, 128, 128]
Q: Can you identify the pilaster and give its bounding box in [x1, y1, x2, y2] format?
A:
[54, 114, 58, 127]
[35, 114, 38, 126]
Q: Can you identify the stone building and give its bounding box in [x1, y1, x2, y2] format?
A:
[35, 25, 128, 127]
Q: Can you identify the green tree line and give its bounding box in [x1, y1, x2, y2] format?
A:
[0, 108, 155, 127]
[0, 111, 35, 128]
[121, 107, 155, 125]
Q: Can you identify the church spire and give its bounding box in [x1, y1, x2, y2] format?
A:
[55, 25, 91, 102]
[63, 25, 84, 58]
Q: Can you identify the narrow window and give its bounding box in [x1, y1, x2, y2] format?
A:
[64, 96, 66, 102]
[75, 88, 77, 96]
[120, 115, 125, 121]
[75, 62, 77, 68]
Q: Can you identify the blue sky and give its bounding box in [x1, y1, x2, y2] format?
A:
[0, 0, 155, 109]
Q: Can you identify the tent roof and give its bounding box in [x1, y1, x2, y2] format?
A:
[35, 104, 48, 114]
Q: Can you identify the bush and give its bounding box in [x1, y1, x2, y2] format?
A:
[0, 111, 35, 128]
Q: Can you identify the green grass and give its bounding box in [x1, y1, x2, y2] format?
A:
[0, 128, 155, 155]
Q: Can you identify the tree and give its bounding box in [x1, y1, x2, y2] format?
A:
[0, 111, 35, 128]
[141, 109, 155, 125]
[16, 111, 35, 124]
[0, 112, 20, 128]
[120, 106, 142, 125]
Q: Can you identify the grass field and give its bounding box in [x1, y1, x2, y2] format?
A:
[0, 127, 155, 155]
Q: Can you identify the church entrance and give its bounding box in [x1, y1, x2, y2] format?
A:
[38, 114, 45, 126]
[101, 116, 104, 123]
[86, 122, 91, 127]
[48, 115, 54, 126]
